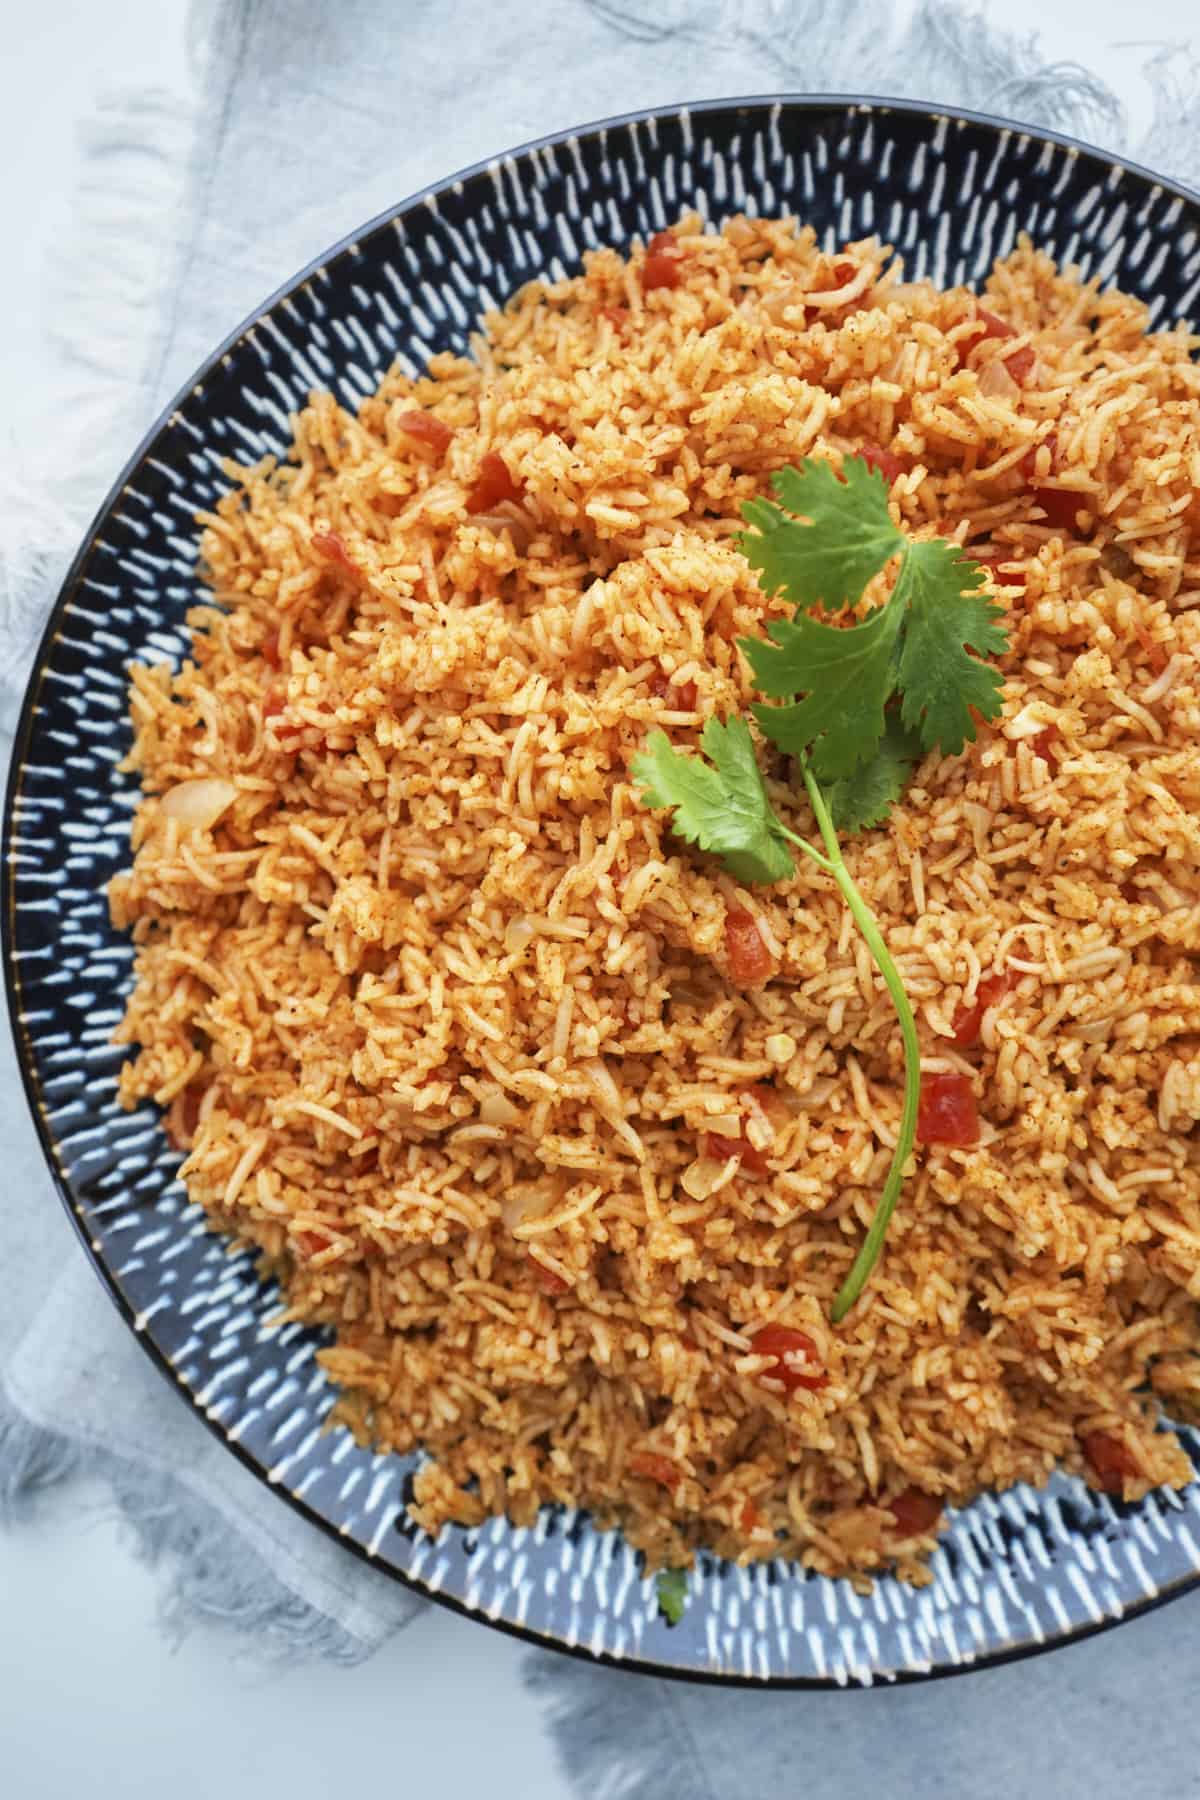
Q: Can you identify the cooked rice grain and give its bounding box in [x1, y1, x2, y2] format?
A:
[110, 217, 1200, 1582]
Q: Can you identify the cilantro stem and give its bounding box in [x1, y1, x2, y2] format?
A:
[780, 764, 922, 1322]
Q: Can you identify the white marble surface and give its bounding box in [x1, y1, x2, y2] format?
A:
[2, 2, 1199, 1797]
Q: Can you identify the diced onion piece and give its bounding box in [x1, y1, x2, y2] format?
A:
[582, 1058, 624, 1117]
[759, 286, 805, 325]
[578, 1058, 644, 1158]
[681, 1155, 733, 1200]
[500, 1186, 557, 1230]
[467, 509, 531, 552]
[978, 356, 1020, 400]
[480, 1091, 521, 1128]
[791, 1077, 837, 1111]
[161, 778, 239, 832]
[505, 916, 536, 954]
[743, 1110, 773, 1153]
[885, 280, 934, 306]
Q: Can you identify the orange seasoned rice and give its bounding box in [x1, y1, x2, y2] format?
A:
[110, 215, 1200, 1583]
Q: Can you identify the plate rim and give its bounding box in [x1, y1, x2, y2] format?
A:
[6, 89, 1200, 1687]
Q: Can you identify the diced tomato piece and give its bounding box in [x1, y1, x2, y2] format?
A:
[312, 529, 357, 573]
[294, 1228, 332, 1259]
[957, 305, 1011, 360]
[976, 305, 1016, 341]
[859, 443, 908, 485]
[976, 307, 1013, 340]
[1083, 1431, 1139, 1494]
[975, 552, 1025, 588]
[642, 236, 683, 291]
[809, 258, 858, 293]
[643, 228, 691, 291]
[951, 969, 1013, 1048]
[261, 630, 281, 669]
[703, 1131, 769, 1178]
[738, 1498, 762, 1532]
[956, 321, 987, 360]
[650, 668, 698, 710]
[1023, 433, 1084, 533]
[749, 1323, 829, 1393]
[959, 305, 1036, 381]
[396, 409, 454, 456]
[1021, 432, 1058, 481]
[628, 1451, 680, 1488]
[1133, 623, 1169, 675]
[724, 908, 774, 986]
[262, 688, 305, 749]
[917, 1072, 980, 1146]
[180, 1083, 204, 1137]
[1033, 485, 1085, 533]
[166, 1082, 206, 1149]
[531, 1259, 570, 1295]
[1004, 343, 1037, 385]
[1032, 725, 1060, 762]
[642, 254, 680, 289]
[887, 1487, 943, 1534]
[466, 451, 524, 514]
[743, 1083, 791, 1128]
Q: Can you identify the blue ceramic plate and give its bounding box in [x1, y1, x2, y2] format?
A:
[6, 96, 1200, 1686]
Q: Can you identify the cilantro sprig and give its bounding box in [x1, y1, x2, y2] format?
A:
[632, 455, 1010, 1320]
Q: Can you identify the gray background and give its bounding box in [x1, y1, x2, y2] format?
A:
[2, 1, 1199, 1796]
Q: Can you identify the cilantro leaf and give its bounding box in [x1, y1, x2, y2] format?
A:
[740, 460, 1010, 774]
[656, 1567, 688, 1625]
[742, 599, 904, 780]
[630, 718, 794, 885]
[824, 713, 922, 832]
[738, 456, 904, 612]
[893, 541, 1008, 753]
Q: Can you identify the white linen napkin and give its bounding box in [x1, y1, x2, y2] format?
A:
[3, 0, 1200, 1785]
